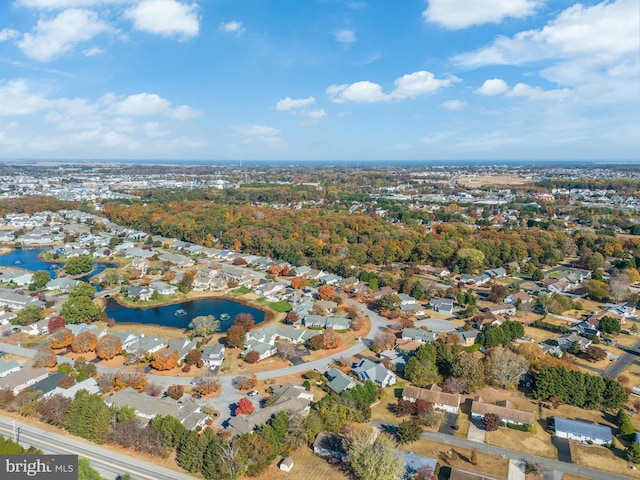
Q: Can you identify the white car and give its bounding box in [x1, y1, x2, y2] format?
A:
[247, 390, 259, 397]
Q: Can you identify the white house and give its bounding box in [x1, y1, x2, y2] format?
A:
[554, 417, 612, 445]
[402, 384, 460, 414]
[352, 359, 396, 388]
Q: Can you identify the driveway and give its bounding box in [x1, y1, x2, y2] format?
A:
[467, 419, 486, 443]
[438, 412, 459, 435]
[552, 436, 572, 463]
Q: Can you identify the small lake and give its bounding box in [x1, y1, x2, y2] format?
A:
[104, 297, 265, 331]
[0, 248, 62, 271]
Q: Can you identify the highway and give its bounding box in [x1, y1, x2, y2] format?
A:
[0, 415, 199, 480]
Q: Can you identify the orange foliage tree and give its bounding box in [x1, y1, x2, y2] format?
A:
[194, 378, 221, 396]
[96, 335, 122, 360]
[33, 347, 57, 368]
[49, 328, 73, 349]
[317, 285, 336, 301]
[71, 331, 98, 354]
[151, 349, 179, 371]
[236, 397, 254, 415]
[114, 370, 147, 390]
[290, 277, 306, 290]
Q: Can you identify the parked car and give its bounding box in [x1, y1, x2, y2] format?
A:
[247, 390, 259, 397]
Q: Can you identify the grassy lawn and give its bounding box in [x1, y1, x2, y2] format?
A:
[252, 446, 349, 480]
[115, 293, 183, 307]
[485, 422, 556, 459]
[402, 439, 509, 479]
[570, 439, 640, 479]
[227, 286, 252, 296]
[523, 325, 560, 344]
[255, 298, 292, 313]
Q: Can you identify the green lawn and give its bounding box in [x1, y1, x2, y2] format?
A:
[256, 298, 292, 312]
[227, 286, 252, 296]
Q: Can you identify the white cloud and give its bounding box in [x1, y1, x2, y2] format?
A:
[82, 47, 104, 56]
[307, 109, 327, 119]
[235, 124, 283, 146]
[506, 83, 570, 100]
[334, 28, 356, 44]
[423, 0, 540, 29]
[0, 28, 19, 42]
[125, 0, 199, 38]
[0, 80, 49, 115]
[440, 99, 466, 110]
[144, 121, 170, 138]
[327, 81, 387, 103]
[219, 21, 245, 35]
[17, 8, 111, 61]
[390, 71, 457, 99]
[275, 96, 316, 111]
[476, 78, 509, 96]
[106, 92, 200, 119]
[327, 70, 454, 103]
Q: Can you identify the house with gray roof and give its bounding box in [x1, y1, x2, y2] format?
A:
[46, 277, 79, 293]
[202, 344, 225, 368]
[149, 281, 178, 295]
[47, 378, 99, 399]
[402, 328, 436, 343]
[325, 368, 359, 394]
[554, 417, 612, 445]
[0, 359, 21, 378]
[158, 252, 194, 268]
[352, 359, 396, 388]
[0, 367, 49, 395]
[304, 315, 351, 330]
[429, 297, 454, 314]
[168, 337, 198, 362]
[0, 292, 44, 310]
[126, 285, 152, 301]
[105, 387, 208, 430]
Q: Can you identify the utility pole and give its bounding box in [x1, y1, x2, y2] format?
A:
[12, 419, 16, 442]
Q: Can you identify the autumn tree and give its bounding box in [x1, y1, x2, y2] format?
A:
[71, 331, 97, 354]
[482, 413, 500, 431]
[114, 370, 147, 390]
[38, 394, 72, 426]
[268, 264, 283, 276]
[285, 311, 299, 324]
[345, 428, 404, 480]
[290, 277, 306, 289]
[234, 313, 255, 332]
[276, 340, 295, 359]
[185, 348, 202, 366]
[194, 378, 221, 396]
[452, 352, 485, 393]
[586, 345, 607, 362]
[167, 385, 184, 400]
[189, 315, 220, 337]
[33, 347, 57, 368]
[47, 315, 66, 334]
[96, 335, 122, 360]
[49, 328, 73, 349]
[151, 349, 179, 371]
[317, 284, 337, 301]
[484, 347, 529, 389]
[244, 350, 260, 364]
[226, 325, 246, 348]
[235, 397, 255, 415]
[372, 331, 396, 351]
[234, 374, 257, 391]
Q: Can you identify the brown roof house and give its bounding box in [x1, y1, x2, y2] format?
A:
[471, 397, 535, 428]
[402, 384, 460, 414]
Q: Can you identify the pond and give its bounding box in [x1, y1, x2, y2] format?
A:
[104, 297, 265, 331]
[0, 247, 62, 271]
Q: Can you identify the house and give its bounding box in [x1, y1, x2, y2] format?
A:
[429, 297, 454, 314]
[372, 286, 396, 299]
[126, 285, 152, 301]
[244, 324, 318, 361]
[558, 332, 592, 351]
[422, 266, 450, 277]
[325, 368, 359, 394]
[105, 387, 208, 430]
[0, 359, 21, 378]
[485, 304, 517, 316]
[149, 282, 178, 296]
[126, 335, 167, 356]
[378, 349, 407, 371]
[400, 452, 437, 479]
[402, 384, 460, 414]
[157, 252, 194, 268]
[484, 267, 507, 278]
[398, 293, 418, 305]
[554, 417, 612, 445]
[400, 303, 425, 316]
[457, 330, 478, 346]
[227, 383, 312, 436]
[168, 337, 198, 362]
[313, 432, 346, 459]
[202, 344, 225, 368]
[402, 328, 436, 344]
[130, 258, 149, 275]
[474, 311, 503, 330]
[304, 315, 351, 330]
[255, 281, 285, 297]
[509, 291, 532, 305]
[352, 359, 396, 388]
[0, 292, 44, 310]
[0, 367, 49, 395]
[471, 397, 535, 427]
[278, 457, 294, 473]
[47, 378, 99, 399]
[28, 372, 66, 397]
[45, 277, 79, 293]
[459, 274, 490, 286]
[604, 302, 636, 318]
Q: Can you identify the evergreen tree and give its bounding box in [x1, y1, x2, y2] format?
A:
[202, 436, 222, 480]
[64, 390, 110, 444]
[177, 430, 205, 473]
[627, 442, 640, 464]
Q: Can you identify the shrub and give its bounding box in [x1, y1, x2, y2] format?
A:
[244, 350, 260, 364]
[482, 413, 500, 431]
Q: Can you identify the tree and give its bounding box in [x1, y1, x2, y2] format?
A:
[60, 296, 100, 324]
[599, 316, 621, 334]
[71, 331, 98, 354]
[452, 352, 485, 393]
[234, 313, 255, 331]
[69, 281, 97, 298]
[189, 315, 220, 336]
[627, 442, 640, 464]
[50, 328, 74, 349]
[470, 448, 478, 465]
[64, 390, 110, 444]
[226, 324, 246, 348]
[12, 305, 43, 325]
[167, 385, 184, 400]
[482, 413, 500, 431]
[244, 350, 260, 364]
[31, 270, 51, 289]
[404, 344, 440, 388]
[397, 419, 422, 444]
[378, 293, 401, 311]
[234, 374, 257, 391]
[290, 277, 306, 289]
[285, 310, 299, 324]
[194, 378, 221, 396]
[78, 458, 102, 480]
[64, 255, 93, 275]
[372, 331, 396, 351]
[38, 394, 72, 426]
[177, 430, 206, 473]
[237, 432, 276, 477]
[114, 370, 147, 391]
[47, 315, 66, 334]
[484, 347, 529, 389]
[586, 345, 607, 362]
[582, 279, 610, 301]
[151, 349, 179, 371]
[178, 271, 195, 293]
[610, 273, 630, 302]
[185, 348, 202, 366]
[96, 335, 122, 360]
[317, 284, 337, 301]
[618, 408, 636, 438]
[276, 340, 295, 359]
[456, 248, 485, 273]
[443, 376, 467, 394]
[345, 428, 405, 480]
[531, 268, 544, 281]
[236, 397, 255, 415]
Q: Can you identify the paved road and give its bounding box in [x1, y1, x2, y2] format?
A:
[604, 339, 640, 378]
[0, 415, 199, 480]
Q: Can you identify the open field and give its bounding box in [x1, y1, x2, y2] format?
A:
[251, 446, 349, 480]
[570, 439, 640, 479]
[523, 325, 560, 344]
[402, 438, 510, 479]
[485, 421, 556, 459]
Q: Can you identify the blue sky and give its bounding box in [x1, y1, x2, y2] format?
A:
[0, 0, 638, 162]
